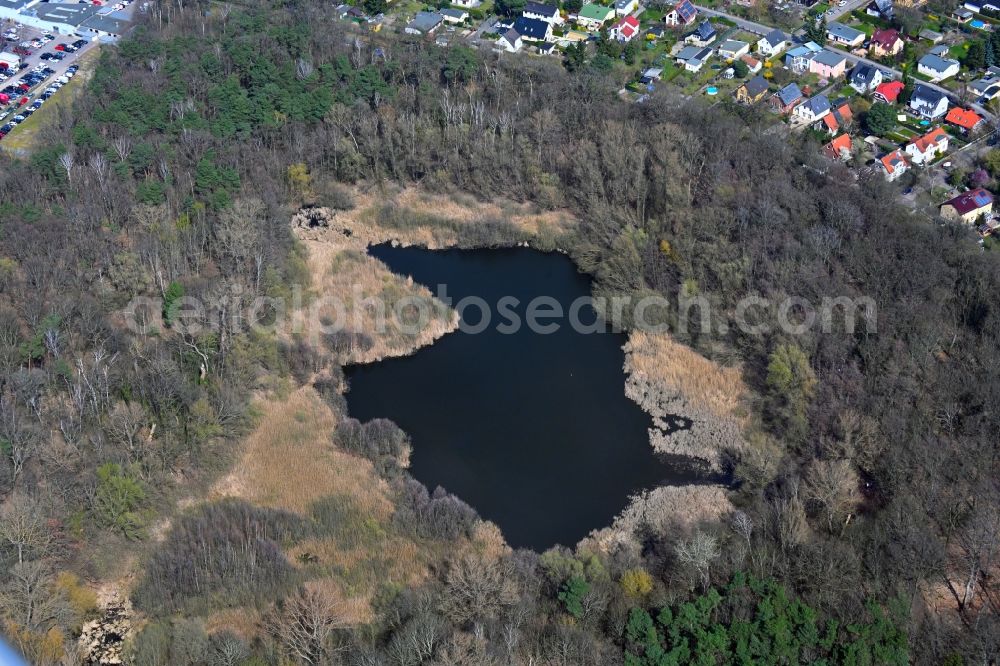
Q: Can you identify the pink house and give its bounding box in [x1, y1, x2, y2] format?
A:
[809, 50, 848, 79]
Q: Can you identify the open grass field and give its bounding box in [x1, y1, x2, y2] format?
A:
[0, 47, 99, 155]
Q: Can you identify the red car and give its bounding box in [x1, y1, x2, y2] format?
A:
[17, 97, 27, 106]
[54, 44, 65, 51]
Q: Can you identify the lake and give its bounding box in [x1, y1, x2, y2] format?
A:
[344, 244, 714, 551]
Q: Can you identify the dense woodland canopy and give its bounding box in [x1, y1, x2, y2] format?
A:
[0, 0, 998, 664]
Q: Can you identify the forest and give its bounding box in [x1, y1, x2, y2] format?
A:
[0, 0, 998, 663]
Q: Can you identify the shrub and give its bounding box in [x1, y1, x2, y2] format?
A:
[392, 477, 478, 541]
[334, 417, 411, 469]
[92, 463, 146, 538]
[133, 499, 305, 615]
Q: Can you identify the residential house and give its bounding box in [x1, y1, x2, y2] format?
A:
[647, 25, 666, 40]
[849, 63, 883, 93]
[577, 3, 615, 29]
[496, 28, 523, 51]
[866, 0, 893, 19]
[452, 0, 480, 8]
[879, 150, 910, 180]
[953, 7, 974, 21]
[741, 54, 763, 73]
[685, 20, 717, 46]
[717, 38, 750, 59]
[771, 82, 804, 113]
[513, 16, 553, 40]
[610, 15, 640, 41]
[827, 22, 866, 47]
[405, 11, 443, 35]
[440, 8, 469, 23]
[909, 84, 950, 118]
[820, 98, 854, 134]
[873, 80, 905, 103]
[793, 94, 832, 122]
[674, 45, 713, 71]
[537, 41, 557, 54]
[824, 134, 853, 160]
[785, 41, 822, 72]
[869, 28, 903, 57]
[970, 66, 1000, 98]
[904, 127, 950, 164]
[945, 107, 985, 133]
[735, 75, 770, 104]
[810, 50, 849, 79]
[664, 0, 697, 26]
[757, 28, 789, 56]
[523, 1, 562, 23]
[614, 0, 639, 15]
[917, 53, 960, 81]
[940, 188, 994, 223]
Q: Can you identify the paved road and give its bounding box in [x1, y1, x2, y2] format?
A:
[695, 3, 996, 120]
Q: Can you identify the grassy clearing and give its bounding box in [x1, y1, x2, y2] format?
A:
[210, 385, 430, 622]
[1, 47, 99, 155]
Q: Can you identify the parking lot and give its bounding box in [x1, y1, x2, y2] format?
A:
[0, 21, 99, 143]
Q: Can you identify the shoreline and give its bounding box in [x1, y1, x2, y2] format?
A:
[292, 185, 741, 552]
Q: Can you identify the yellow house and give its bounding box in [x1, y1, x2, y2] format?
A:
[735, 75, 769, 105]
[940, 188, 994, 224]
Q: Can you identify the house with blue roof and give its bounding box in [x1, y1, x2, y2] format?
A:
[793, 94, 831, 123]
[785, 41, 822, 73]
[918, 53, 960, 81]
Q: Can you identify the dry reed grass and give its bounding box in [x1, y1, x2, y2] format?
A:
[582, 485, 734, 556]
[210, 386, 431, 624]
[624, 331, 749, 467]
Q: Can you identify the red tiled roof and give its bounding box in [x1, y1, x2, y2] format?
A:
[614, 15, 640, 37]
[874, 80, 904, 102]
[824, 133, 852, 158]
[945, 107, 983, 130]
[942, 188, 994, 215]
[880, 149, 909, 175]
[870, 28, 900, 49]
[822, 114, 839, 131]
[908, 127, 948, 154]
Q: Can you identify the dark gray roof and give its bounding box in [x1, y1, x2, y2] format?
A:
[851, 63, 877, 84]
[912, 83, 946, 104]
[743, 75, 770, 97]
[513, 16, 549, 39]
[524, 1, 559, 17]
[407, 11, 443, 32]
[805, 94, 831, 115]
[763, 28, 787, 45]
[439, 8, 467, 18]
[695, 20, 715, 40]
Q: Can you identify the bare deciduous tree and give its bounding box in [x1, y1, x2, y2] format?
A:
[265, 586, 349, 665]
[675, 530, 720, 590]
[0, 494, 52, 565]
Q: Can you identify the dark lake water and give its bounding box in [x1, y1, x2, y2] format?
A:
[344, 245, 713, 551]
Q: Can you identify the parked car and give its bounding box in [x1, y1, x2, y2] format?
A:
[12, 114, 24, 123]
[72, 39, 87, 49]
